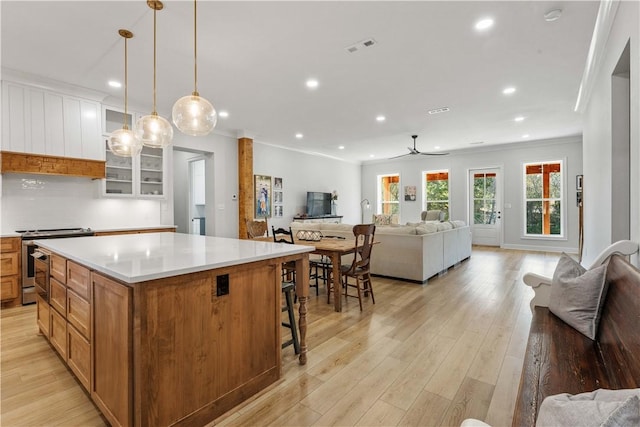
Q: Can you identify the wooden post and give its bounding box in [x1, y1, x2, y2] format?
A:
[238, 137, 254, 239]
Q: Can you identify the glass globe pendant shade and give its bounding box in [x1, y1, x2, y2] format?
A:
[108, 126, 143, 157]
[135, 113, 174, 148]
[172, 92, 217, 136]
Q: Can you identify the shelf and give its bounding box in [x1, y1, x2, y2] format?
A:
[140, 168, 162, 173]
[141, 182, 162, 185]
[106, 165, 131, 170]
[106, 179, 132, 183]
[141, 153, 162, 159]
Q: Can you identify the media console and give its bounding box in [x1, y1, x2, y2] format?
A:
[293, 215, 343, 224]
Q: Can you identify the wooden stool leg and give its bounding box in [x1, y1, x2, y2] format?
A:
[285, 289, 300, 354]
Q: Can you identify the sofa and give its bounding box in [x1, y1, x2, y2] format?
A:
[290, 220, 472, 283]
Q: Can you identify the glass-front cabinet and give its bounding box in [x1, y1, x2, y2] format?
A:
[104, 139, 134, 196]
[102, 106, 166, 198]
[138, 146, 164, 197]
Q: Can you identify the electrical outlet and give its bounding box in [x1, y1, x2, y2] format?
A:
[216, 274, 230, 296]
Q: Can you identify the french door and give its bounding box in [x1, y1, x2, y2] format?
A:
[469, 168, 502, 246]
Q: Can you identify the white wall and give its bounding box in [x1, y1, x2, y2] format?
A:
[361, 136, 583, 252]
[253, 143, 362, 229]
[0, 174, 164, 232]
[582, 1, 639, 266]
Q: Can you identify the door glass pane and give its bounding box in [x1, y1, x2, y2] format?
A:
[474, 200, 485, 224]
[485, 175, 496, 199]
[484, 201, 496, 224]
[526, 201, 543, 234]
[474, 175, 484, 198]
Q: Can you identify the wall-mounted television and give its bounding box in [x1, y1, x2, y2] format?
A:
[306, 192, 332, 217]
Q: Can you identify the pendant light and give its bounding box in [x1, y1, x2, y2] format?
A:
[172, 0, 217, 136]
[135, 0, 173, 148]
[108, 29, 143, 157]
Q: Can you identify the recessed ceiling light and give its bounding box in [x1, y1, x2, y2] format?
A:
[295, 133, 303, 139]
[434, 146, 440, 149]
[470, 141, 484, 145]
[376, 115, 386, 122]
[475, 18, 494, 31]
[502, 87, 516, 95]
[108, 80, 122, 88]
[514, 116, 525, 122]
[522, 134, 530, 138]
[544, 9, 563, 22]
[218, 111, 229, 118]
[369, 154, 375, 158]
[338, 145, 345, 150]
[305, 79, 319, 89]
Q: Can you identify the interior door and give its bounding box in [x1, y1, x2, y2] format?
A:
[470, 168, 502, 246]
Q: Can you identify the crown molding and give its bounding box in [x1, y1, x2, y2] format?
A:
[574, 0, 621, 113]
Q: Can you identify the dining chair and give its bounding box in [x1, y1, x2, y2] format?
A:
[339, 224, 376, 311]
[246, 218, 268, 239]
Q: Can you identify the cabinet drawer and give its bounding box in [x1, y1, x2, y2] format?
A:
[50, 308, 67, 360]
[1, 275, 19, 301]
[50, 254, 67, 283]
[67, 289, 90, 339]
[0, 252, 19, 276]
[37, 294, 50, 337]
[67, 324, 91, 391]
[50, 277, 67, 315]
[0, 237, 20, 252]
[67, 261, 90, 300]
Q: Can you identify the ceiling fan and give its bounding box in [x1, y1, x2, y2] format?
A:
[389, 135, 449, 159]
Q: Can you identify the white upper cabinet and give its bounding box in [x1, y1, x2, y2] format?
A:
[1, 81, 103, 160]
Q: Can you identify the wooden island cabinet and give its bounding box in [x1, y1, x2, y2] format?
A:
[0, 236, 21, 304]
[35, 232, 312, 427]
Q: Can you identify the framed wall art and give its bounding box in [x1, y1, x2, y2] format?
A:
[404, 185, 417, 201]
[254, 174, 272, 218]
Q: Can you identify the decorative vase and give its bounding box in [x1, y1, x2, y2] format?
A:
[331, 202, 337, 216]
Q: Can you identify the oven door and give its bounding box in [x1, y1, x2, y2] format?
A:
[32, 250, 50, 302]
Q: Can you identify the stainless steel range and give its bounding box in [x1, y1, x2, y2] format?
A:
[18, 228, 95, 304]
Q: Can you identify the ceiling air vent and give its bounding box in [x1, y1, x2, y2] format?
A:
[345, 38, 377, 54]
[427, 107, 450, 115]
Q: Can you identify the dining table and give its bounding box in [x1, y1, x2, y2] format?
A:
[258, 235, 372, 312]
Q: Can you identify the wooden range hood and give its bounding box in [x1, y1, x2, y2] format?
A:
[0, 151, 106, 179]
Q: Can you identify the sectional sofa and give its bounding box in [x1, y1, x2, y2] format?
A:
[289, 220, 472, 283]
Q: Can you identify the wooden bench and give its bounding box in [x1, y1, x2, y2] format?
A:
[512, 241, 640, 426]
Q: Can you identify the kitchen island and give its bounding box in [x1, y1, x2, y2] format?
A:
[34, 232, 313, 427]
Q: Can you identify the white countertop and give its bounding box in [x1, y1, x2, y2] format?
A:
[35, 232, 314, 284]
[93, 225, 177, 233]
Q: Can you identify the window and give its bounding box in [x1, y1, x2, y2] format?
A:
[423, 170, 449, 219]
[377, 174, 400, 215]
[524, 161, 563, 237]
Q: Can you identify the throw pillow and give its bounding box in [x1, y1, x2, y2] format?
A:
[548, 253, 609, 340]
[373, 214, 391, 226]
[601, 395, 640, 427]
[536, 389, 640, 427]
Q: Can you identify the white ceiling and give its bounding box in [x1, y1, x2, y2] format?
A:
[1, 1, 599, 163]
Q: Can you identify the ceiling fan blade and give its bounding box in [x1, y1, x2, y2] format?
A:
[389, 153, 411, 159]
[419, 152, 449, 156]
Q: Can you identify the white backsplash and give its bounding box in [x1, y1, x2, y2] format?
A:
[0, 174, 166, 233]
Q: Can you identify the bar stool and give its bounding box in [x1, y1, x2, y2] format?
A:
[281, 281, 300, 354]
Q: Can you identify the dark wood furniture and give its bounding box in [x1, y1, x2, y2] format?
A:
[513, 253, 640, 426]
[337, 224, 376, 311]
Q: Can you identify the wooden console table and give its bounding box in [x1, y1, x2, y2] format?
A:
[293, 215, 343, 224]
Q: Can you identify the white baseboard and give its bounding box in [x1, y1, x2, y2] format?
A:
[500, 243, 579, 254]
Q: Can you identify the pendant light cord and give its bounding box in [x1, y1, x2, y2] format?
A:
[153, 6, 157, 114]
[193, 0, 198, 95]
[124, 36, 129, 128]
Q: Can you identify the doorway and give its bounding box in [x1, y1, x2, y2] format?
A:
[173, 149, 212, 235]
[469, 168, 502, 246]
[611, 41, 630, 243]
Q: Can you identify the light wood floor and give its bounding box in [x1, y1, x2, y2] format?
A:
[1, 247, 561, 426]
